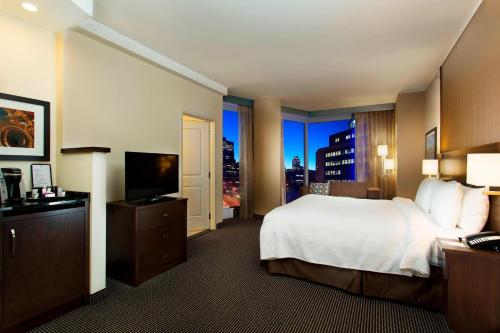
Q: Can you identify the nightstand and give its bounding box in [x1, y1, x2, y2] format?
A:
[437, 238, 500, 333]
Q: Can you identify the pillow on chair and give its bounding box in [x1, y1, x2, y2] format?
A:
[309, 182, 330, 195]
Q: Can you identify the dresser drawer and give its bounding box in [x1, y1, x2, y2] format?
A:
[138, 203, 184, 231]
[137, 225, 185, 255]
[138, 240, 185, 282]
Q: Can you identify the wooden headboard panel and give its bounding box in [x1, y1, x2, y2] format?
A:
[438, 142, 500, 232]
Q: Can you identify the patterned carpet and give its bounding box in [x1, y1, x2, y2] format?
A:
[32, 218, 451, 333]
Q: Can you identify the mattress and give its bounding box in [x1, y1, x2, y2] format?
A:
[260, 194, 464, 277]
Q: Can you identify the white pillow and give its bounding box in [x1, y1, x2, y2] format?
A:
[429, 181, 463, 229]
[415, 178, 441, 213]
[458, 185, 490, 234]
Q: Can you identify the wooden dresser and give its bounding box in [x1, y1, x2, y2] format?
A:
[106, 198, 187, 286]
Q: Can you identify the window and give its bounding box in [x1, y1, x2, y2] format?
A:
[308, 119, 355, 183]
[282, 117, 356, 203]
[223, 110, 240, 208]
[283, 120, 305, 203]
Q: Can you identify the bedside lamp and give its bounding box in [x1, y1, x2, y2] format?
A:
[422, 159, 439, 178]
[377, 145, 388, 157]
[467, 153, 500, 195]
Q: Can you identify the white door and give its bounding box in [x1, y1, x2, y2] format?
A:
[182, 119, 210, 232]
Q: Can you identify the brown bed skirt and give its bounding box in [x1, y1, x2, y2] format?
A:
[263, 258, 443, 310]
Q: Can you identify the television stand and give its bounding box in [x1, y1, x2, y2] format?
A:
[127, 196, 176, 205]
[106, 198, 187, 286]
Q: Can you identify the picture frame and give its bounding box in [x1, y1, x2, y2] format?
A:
[0, 92, 50, 161]
[425, 127, 437, 159]
[31, 163, 53, 188]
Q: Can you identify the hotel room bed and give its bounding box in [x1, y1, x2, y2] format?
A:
[260, 143, 500, 310]
[260, 194, 453, 309]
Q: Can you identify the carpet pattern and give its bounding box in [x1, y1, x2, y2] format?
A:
[32, 218, 451, 333]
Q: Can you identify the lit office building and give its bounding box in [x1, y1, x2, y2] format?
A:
[315, 121, 356, 182]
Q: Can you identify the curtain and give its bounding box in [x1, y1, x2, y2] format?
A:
[238, 105, 254, 219]
[354, 110, 396, 199]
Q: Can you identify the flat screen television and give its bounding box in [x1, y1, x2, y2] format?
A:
[125, 151, 179, 202]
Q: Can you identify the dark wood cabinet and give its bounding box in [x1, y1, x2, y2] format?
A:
[439, 239, 500, 333]
[106, 198, 187, 286]
[0, 199, 89, 332]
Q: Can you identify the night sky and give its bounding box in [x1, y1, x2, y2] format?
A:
[223, 110, 239, 162]
[284, 119, 351, 170]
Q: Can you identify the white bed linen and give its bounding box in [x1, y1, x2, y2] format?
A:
[260, 194, 458, 278]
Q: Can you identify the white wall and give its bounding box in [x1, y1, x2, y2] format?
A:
[0, 13, 56, 187]
[59, 30, 224, 222]
[57, 152, 107, 294]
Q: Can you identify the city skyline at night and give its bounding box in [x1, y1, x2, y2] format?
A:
[283, 119, 352, 170]
[223, 110, 239, 162]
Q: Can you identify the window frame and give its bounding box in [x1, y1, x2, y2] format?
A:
[281, 112, 353, 187]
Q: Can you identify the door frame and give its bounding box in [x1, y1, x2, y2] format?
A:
[181, 113, 216, 230]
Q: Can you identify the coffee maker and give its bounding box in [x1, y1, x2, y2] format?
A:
[0, 168, 26, 204]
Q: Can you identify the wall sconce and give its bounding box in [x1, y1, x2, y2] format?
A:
[467, 153, 500, 195]
[422, 159, 439, 178]
[378, 145, 390, 176]
[377, 145, 388, 157]
[384, 159, 395, 172]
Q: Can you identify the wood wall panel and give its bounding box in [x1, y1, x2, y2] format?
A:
[441, 0, 500, 152]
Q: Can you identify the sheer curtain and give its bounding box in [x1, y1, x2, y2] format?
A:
[238, 105, 254, 219]
[354, 110, 396, 199]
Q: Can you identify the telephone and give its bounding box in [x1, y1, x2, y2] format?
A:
[463, 231, 500, 252]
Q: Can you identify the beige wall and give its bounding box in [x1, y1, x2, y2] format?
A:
[423, 75, 441, 154]
[441, 0, 500, 152]
[254, 97, 282, 215]
[0, 13, 56, 188]
[395, 92, 425, 199]
[59, 30, 224, 222]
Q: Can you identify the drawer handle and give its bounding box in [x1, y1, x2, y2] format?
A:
[162, 213, 169, 218]
[162, 254, 168, 260]
[10, 229, 16, 257]
[162, 233, 168, 239]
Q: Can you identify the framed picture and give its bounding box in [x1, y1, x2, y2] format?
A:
[31, 164, 53, 188]
[425, 127, 437, 159]
[0, 92, 50, 161]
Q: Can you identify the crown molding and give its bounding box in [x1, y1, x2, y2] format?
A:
[78, 19, 228, 95]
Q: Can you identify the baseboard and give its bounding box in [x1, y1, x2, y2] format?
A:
[217, 220, 229, 229]
[86, 288, 107, 305]
[187, 229, 210, 240]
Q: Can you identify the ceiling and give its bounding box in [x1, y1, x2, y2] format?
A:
[93, 0, 481, 110]
[0, 0, 91, 32]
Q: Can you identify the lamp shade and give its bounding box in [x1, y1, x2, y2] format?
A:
[377, 145, 388, 157]
[422, 159, 439, 176]
[384, 159, 395, 170]
[467, 153, 500, 186]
